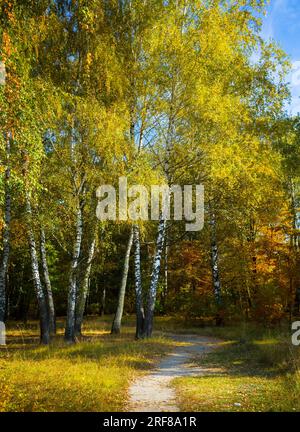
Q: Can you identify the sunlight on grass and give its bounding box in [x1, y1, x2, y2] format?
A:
[1, 317, 299, 412]
[173, 324, 300, 412]
[252, 339, 279, 346]
[0, 318, 177, 412]
[174, 375, 297, 412]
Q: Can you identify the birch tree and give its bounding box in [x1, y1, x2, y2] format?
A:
[75, 229, 97, 336]
[111, 226, 134, 334]
[133, 224, 145, 339]
[40, 228, 56, 334]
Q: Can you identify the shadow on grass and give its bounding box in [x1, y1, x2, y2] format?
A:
[1, 328, 177, 373]
[191, 337, 295, 380]
[172, 332, 300, 412]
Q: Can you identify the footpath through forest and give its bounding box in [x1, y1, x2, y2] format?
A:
[127, 335, 221, 412]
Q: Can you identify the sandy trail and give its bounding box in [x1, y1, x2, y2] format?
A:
[127, 334, 220, 412]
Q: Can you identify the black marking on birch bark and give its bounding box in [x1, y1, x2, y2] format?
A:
[26, 196, 50, 344]
[111, 226, 134, 334]
[65, 203, 83, 343]
[145, 217, 167, 337]
[75, 232, 96, 336]
[133, 225, 145, 339]
[0, 133, 11, 323]
[210, 210, 221, 306]
[40, 228, 56, 334]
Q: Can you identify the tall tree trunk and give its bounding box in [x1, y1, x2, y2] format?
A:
[210, 209, 222, 326]
[248, 215, 258, 299]
[162, 234, 168, 312]
[294, 287, 300, 316]
[26, 196, 50, 344]
[289, 178, 300, 316]
[75, 233, 96, 336]
[100, 287, 106, 316]
[65, 203, 83, 343]
[111, 226, 134, 334]
[133, 225, 145, 339]
[0, 133, 11, 323]
[40, 228, 56, 334]
[144, 218, 166, 338]
[290, 178, 298, 250]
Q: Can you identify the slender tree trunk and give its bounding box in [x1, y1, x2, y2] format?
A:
[75, 234, 96, 336]
[100, 287, 106, 316]
[210, 210, 222, 326]
[294, 287, 300, 316]
[0, 133, 11, 323]
[144, 218, 166, 338]
[65, 203, 83, 343]
[290, 178, 298, 250]
[289, 178, 300, 316]
[245, 280, 252, 318]
[248, 215, 259, 300]
[133, 225, 145, 339]
[162, 236, 168, 312]
[40, 228, 56, 334]
[26, 196, 50, 344]
[111, 226, 134, 334]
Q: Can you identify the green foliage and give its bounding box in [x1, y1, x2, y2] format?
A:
[0, 0, 299, 335]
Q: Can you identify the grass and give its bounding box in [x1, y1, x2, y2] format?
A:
[172, 323, 300, 412]
[1, 315, 299, 412]
[0, 316, 177, 412]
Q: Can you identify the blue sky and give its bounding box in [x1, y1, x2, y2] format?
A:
[261, 0, 300, 114]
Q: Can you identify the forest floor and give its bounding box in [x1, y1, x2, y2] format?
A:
[0, 316, 299, 411]
[172, 323, 300, 411]
[128, 334, 221, 411]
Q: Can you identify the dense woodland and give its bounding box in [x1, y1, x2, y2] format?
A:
[0, 0, 300, 345]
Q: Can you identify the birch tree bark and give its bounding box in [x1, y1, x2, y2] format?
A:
[162, 239, 168, 312]
[144, 218, 166, 337]
[75, 233, 96, 336]
[65, 202, 83, 343]
[209, 209, 222, 326]
[0, 133, 11, 323]
[133, 224, 145, 339]
[111, 226, 134, 334]
[26, 196, 50, 344]
[40, 228, 56, 334]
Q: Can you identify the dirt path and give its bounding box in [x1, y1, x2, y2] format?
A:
[127, 334, 220, 412]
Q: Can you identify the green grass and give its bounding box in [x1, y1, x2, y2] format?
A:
[1, 315, 299, 412]
[0, 317, 176, 412]
[173, 324, 300, 412]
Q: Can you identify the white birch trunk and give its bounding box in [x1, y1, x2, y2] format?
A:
[65, 203, 83, 342]
[111, 226, 134, 334]
[0, 133, 11, 323]
[26, 196, 50, 344]
[210, 210, 222, 325]
[75, 233, 96, 336]
[145, 217, 166, 337]
[133, 224, 145, 339]
[40, 228, 56, 334]
[162, 238, 168, 311]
